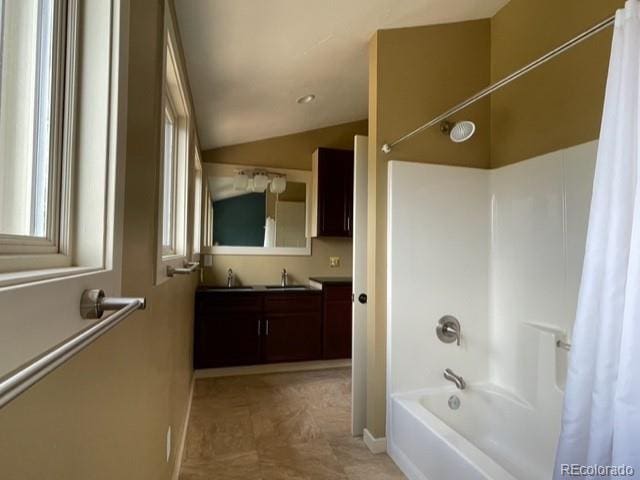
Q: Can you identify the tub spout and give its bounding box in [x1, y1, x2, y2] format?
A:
[444, 368, 466, 390]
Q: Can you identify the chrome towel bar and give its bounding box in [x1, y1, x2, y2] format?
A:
[167, 261, 199, 277]
[0, 289, 145, 410]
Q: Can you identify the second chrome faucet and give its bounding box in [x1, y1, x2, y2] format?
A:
[444, 368, 466, 390]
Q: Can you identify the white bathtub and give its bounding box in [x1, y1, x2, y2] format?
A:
[388, 384, 561, 480]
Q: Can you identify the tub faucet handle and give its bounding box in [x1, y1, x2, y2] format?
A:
[437, 315, 461, 346]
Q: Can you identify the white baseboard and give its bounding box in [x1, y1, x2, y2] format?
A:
[194, 359, 351, 379]
[363, 428, 387, 454]
[171, 374, 195, 480]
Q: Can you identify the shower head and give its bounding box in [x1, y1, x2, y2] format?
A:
[440, 120, 476, 143]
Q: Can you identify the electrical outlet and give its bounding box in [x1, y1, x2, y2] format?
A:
[166, 426, 171, 462]
[329, 256, 341, 268]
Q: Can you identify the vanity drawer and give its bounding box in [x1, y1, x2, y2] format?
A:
[196, 292, 263, 316]
[264, 292, 321, 314]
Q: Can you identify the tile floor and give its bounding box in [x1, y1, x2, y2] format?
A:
[179, 367, 405, 479]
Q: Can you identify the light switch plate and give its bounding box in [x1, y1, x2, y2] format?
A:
[329, 256, 341, 268]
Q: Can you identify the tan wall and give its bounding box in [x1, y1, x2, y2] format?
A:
[366, 20, 491, 438]
[203, 119, 368, 170]
[0, 1, 198, 479]
[490, 0, 624, 167]
[201, 120, 367, 285]
[203, 238, 353, 285]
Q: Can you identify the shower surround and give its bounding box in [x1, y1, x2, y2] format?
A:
[386, 141, 597, 479]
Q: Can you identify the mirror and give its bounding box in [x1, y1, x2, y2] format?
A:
[202, 163, 311, 255]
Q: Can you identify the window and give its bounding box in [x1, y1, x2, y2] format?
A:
[162, 100, 178, 255]
[157, 22, 190, 278]
[0, 0, 131, 374]
[0, 0, 66, 263]
[192, 148, 202, 257]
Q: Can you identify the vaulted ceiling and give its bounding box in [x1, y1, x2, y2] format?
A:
[175, 0, 509, 149]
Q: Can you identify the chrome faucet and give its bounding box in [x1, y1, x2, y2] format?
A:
[443, 368, 466, 390]
[281, 268, 288, 287]
[227, 268, 234, 288]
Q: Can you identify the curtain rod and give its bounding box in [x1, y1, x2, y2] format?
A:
[381, 13, 617, 154]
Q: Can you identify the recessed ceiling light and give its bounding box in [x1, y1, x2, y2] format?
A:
[296, 94, 316, 104]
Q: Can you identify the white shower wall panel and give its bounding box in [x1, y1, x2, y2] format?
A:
[387, 162, 490, 396]
[563, 142, 598, 332]
[488, 141, 597, 402]
[387, 141, 597, 400]
[488, 150, 566, 398]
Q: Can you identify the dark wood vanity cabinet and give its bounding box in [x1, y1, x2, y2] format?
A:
[194, 290, 322, 368]
[311, 148, 354, 238]
[194, 292, 262, 368]
[262, 293, 322, 363]
[321, 284, 353, 359]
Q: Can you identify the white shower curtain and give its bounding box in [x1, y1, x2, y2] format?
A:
[555, 1, 640, 477]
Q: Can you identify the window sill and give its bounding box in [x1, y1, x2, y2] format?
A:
[0, 266, 100, 289]
[0, 253, 71, 275]
[161, 253, 186, 263]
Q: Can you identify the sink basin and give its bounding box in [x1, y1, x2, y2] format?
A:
[203, 286, 254, 292]
[265, 285, 307, 290]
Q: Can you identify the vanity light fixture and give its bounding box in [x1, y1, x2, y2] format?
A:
[296, 94, 316, 104]
[233, 170, 287, 194]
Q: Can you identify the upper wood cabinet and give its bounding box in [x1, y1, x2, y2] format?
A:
[311, 148, 354, 237]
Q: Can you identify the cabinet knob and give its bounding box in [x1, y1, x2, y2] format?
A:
[358, 293, 367, 304]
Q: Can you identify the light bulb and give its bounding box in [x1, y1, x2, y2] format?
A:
[252, 173, 269, 193]
[270, 176, 287, 194]
[233, 172, 248, 191]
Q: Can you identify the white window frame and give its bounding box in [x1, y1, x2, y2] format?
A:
[162, 95, 179, 256]
[0, 0, 70, 271]
[0, 0, 130, 378]
[202, 179, 214, 249]
[191, 146, 202, 259]
[156, 5, 192, 282]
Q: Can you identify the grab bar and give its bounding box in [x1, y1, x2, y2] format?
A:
[167, 261, 199, 277]
[0, 289, 145, 410]
[556, 340, 572, 351]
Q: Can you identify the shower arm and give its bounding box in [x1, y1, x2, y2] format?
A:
[381, 13, 616, 154]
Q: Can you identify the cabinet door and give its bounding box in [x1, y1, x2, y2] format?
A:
[195, 312, 262, 368]
[322, 285, 353, 359]
[262, 292, 323, 363]
[317, 148, 354, 237]
[261, 312, 322, 363]
[194, 293, 262, 368]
